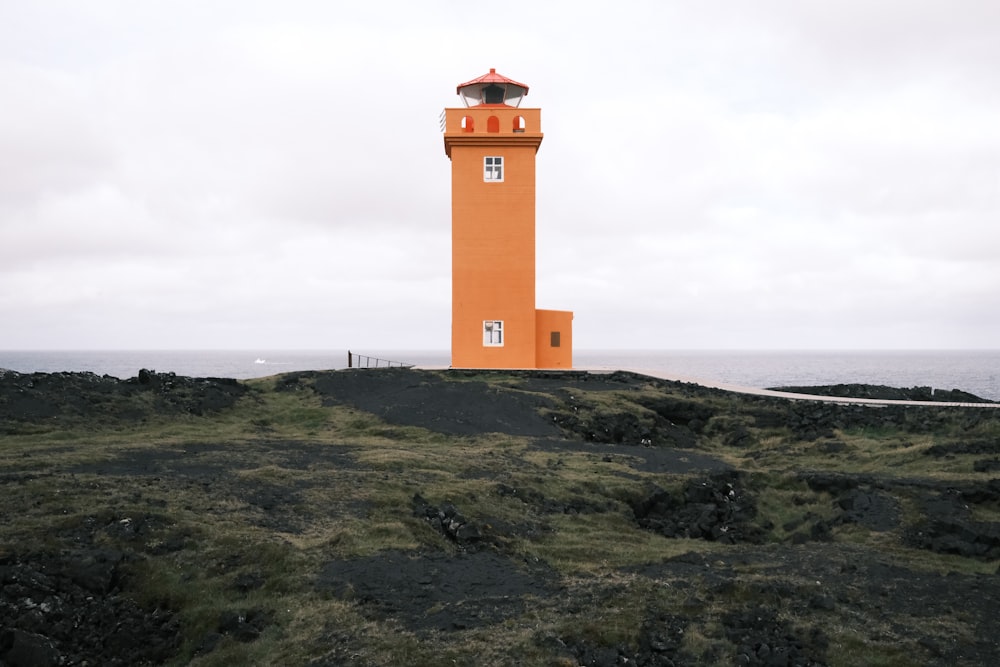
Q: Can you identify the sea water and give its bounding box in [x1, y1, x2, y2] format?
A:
[1, 349, 998, 401]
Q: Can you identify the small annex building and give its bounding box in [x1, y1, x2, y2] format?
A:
[442, 69, 573, 369]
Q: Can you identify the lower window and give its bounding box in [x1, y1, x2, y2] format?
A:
[483, 320, 503, 346]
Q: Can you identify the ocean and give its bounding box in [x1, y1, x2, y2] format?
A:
[1, 349, 998, 401]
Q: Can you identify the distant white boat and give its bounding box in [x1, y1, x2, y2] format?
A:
[254, 358, 266, 364]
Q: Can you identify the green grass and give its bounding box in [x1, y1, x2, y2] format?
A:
[751, 474, 837, 542]
[4, 369, 999, 665]
[532, 512, 716, 574]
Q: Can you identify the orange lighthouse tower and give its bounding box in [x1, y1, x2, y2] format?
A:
[443, 68, 573, 369]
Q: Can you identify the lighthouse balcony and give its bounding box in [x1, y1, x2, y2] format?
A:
[441, 107, 541, 135]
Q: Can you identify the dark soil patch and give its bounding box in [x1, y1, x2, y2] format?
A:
[555, 408, 701, 448]
[208, 607, 275, 646]
[302, 369, 565, 437]
[907, 517, 1000, 560]
[545, 392, 703, 448]
[735, 394, 999, 442]
[904, 480, 1000, 560]
[925, 438, 999, 458]
[315, 549, 556, 633]
[832, 487, 901, 532]
[722, 605, 829, 666]
[635, 395, 717, 433]
[974, 458, 1000, 473]
[796, 473, 1000, 555]
[63, 440, 367, 534]
[784, 401, 983, 440]
[503, 369, 653, 393]
[558, 614, 698, 667]
[493, 482, 618, 516]
[66, 440, 359, 478]
[529, 438, 730, 475]
[796, 472, 903, 536]
[411, 493, 558, 558]
[629, 543, 1000, 666]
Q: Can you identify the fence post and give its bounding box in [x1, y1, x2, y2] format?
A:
[348, 351, 352, 368]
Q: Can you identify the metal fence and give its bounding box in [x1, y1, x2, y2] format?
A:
[347, 351, 413, 369]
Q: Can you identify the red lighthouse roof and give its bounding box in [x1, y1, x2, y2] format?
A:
[456, 68, 529, 95]
[455, 68, 529, 108]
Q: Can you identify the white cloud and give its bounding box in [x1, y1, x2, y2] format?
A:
[1, 1, 997, 351]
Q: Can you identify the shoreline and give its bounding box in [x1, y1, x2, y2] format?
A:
[3, 348, 999, 400]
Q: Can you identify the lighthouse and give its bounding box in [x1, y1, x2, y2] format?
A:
[442, 68, 573, 369]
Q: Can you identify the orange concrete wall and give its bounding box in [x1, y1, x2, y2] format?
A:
[445, 105, 543, 369]
[535, 309, 573, 368]
[443, 107, 541, 137]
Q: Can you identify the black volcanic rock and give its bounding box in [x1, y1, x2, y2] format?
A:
[632, 471, 767, 544]
[0, 369, 247, 431]
[0, 550, 180, 666]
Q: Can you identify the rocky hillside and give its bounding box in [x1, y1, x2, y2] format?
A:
[1, 368, 999, 666]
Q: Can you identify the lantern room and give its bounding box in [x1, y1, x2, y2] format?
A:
[456, 68, 528, 108]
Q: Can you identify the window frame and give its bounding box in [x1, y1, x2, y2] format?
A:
[483, 156, 504, 182]
[483, 320, 504, 347]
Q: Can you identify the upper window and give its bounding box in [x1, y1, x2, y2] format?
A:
[484, 156, 503, 182]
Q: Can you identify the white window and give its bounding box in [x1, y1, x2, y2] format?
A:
[483, 320, 503, 346]
[484, 156, 503, 182]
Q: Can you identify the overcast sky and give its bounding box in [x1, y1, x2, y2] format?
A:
[2, 1, 998, 352]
